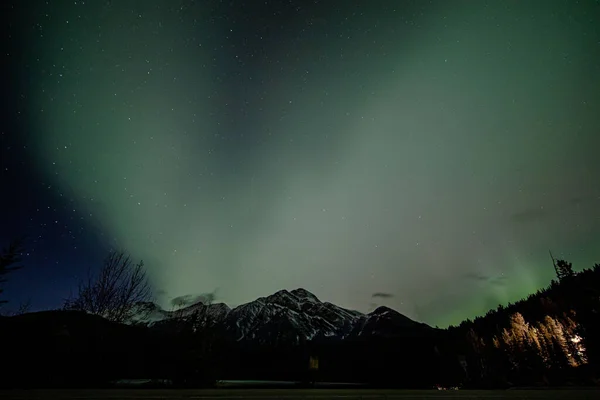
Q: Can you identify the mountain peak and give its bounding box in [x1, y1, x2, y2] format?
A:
[267, 289, 293, 300]
[290, 288, 320, 303]
[371, 305, 395, 315]
[134, 288, 427, 343]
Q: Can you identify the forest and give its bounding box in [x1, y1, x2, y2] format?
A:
[1, 239, 599, 388]
[445, 258, 600, 387]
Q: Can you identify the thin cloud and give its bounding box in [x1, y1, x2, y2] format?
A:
[511, 197, 586, 224]
[170, 294, 203, 308]
[463, 272, 490, 282]
[463, 272, 508, 286]
[489, 275, 509, 286]
[372, 292, 393, 299]
[170, 289, 218, 308]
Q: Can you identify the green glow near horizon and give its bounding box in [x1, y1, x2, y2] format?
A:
[23, 0, 600, 327]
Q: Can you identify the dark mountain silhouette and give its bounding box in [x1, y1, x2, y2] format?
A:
[135, 288, 431, 345]
[1, 261, 599, 389]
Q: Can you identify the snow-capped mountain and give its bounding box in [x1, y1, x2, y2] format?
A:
[350, 305, 429, 338]
[134, 288, 430, 344]
[130, 300, 230, 327]
[222, 288, 363, 343]
[171, 301, 231, 323]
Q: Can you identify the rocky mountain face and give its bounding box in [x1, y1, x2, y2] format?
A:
[135, 288, 431, 345]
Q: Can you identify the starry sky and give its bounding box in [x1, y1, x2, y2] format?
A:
[1, 0, 599, 327]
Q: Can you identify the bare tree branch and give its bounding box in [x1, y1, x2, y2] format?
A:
[17, 298, 32, 315]
[64, 250, 153, 323]
[0, 238, 26, 305]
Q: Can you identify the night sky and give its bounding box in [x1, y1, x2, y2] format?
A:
[1, 0, 599, 327]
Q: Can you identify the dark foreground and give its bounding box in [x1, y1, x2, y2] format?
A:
[3, 389, 600, 400]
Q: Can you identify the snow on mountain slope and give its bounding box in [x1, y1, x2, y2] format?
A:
[223, 289, 361, 343]
[133, 288, 427, 343]
[350, 306, 431, 338]
[131, 301, 230, 327]
[173, 301, 231, 322]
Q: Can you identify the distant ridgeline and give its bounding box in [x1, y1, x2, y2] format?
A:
[445, 260, 600, 387]
[0, 260, 599, 389]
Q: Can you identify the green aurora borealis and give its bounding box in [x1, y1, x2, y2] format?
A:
[9, 0, 600, 327]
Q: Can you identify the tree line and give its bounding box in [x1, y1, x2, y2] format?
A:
[447, 259, 600, 387]
[1, 238, 599, 388]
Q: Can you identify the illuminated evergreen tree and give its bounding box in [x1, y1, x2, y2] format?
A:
[543, 316, 575, 368]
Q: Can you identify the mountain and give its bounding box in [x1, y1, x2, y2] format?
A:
[135, 288, 431, 344]
[221, 288, 362, 344]
[350, 306, 431, 338]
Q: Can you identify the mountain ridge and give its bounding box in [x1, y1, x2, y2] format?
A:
[135, 288, 432, 344]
